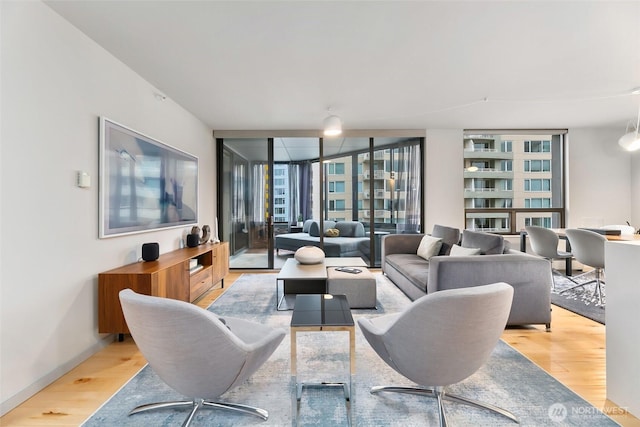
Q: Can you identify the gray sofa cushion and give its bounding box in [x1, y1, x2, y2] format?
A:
[309, 220, 336, 237]
[335, 221, 365, 237]
[461, 230, 504, 255]
[431, 224, 461, 255]
[384, 253, 430, 293]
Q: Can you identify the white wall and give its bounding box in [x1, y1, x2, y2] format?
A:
[425, 129, 465, 231]
[566, 128, 632, 228]
[0, 2, 215, 414]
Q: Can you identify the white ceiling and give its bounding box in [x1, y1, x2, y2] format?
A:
[45, 1, 640, 132]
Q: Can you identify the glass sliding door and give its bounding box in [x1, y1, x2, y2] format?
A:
[220, 138, 271, 269]
[274, 138, 319, 268]
[321, 137, 372, 261]
[368, 138, 423, 265]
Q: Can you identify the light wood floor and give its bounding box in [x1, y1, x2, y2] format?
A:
[2, 271, 638, 426]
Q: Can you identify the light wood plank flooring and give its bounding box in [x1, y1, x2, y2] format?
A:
[2, 271, 638, 426]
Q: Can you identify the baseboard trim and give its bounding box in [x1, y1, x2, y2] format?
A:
[0, 334, 115, 416]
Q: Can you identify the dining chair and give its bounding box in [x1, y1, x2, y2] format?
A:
[525, 225, 578, 290]
[562, 229, 606, 306]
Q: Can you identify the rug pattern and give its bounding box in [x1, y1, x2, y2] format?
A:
[82, 273, 616, 426]
[551, 270, 605, 324]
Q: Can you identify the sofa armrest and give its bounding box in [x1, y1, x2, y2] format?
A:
[381, 234, 425, 270]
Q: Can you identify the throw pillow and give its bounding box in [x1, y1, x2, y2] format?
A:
[450, 244, 481, 256]
[325, 228, 340, 237]
[416, 235, 443, 260]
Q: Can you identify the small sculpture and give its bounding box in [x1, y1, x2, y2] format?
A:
[200, 225, 211, 244]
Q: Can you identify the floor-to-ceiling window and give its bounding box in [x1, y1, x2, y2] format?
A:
[463, 130, 566, 233]
[218, 133, 424, 269]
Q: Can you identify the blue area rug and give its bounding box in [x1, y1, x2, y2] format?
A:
[83, 273, 616, 426]
[551, 271, 605, 324]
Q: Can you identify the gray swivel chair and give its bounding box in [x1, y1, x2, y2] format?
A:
[525, 225, 578, 290]
[119, 289, 286, 426]
[563, 229, 606, 306]
[358, 283, 517, 427]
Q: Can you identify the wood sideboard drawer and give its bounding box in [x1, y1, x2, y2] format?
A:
[190, 266, 213, 301]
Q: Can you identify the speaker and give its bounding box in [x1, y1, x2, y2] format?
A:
[141, 242, 159, 261]
[186, 234, 200, 248]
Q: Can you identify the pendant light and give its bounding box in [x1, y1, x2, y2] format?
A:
[323, 108, 342, 136]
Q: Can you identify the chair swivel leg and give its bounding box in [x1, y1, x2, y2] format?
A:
[559, 267, 605, 306]
[129, 398, 268, 427]
[370, 385, 518, 426]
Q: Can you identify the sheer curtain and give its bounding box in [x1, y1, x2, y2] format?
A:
[288, 164, 300, 225]
[233, 162, 247, 228]
[252, 162, 267, 224]
[395, 143, 421, 233]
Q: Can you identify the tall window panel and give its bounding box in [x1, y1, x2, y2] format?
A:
[463, 131, 566, 233]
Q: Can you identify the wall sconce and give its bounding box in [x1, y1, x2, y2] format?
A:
[619, 88, 640, 151]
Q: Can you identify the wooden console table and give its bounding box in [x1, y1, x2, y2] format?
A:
[98, 242, 229, 336]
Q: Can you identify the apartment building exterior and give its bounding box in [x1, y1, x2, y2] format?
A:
[464, 133, 562, 232]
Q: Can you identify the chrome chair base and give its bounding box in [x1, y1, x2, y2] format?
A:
[551, 268, 579, 290]
[129, 398, 268, 427]
[558, 268, 604, 306]
[371, 385, 519, 427]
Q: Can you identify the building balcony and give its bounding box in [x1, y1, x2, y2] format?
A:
[362, 151, 387, 160]
[463, 169, 514, 179]
[464, 188, 513, 199]
[362, 170, 390, 180]
[463, 149, 512, 160]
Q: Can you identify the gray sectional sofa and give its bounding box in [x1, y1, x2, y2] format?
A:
[382, 225, 553, 329]
[275, 220, 370, 259]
